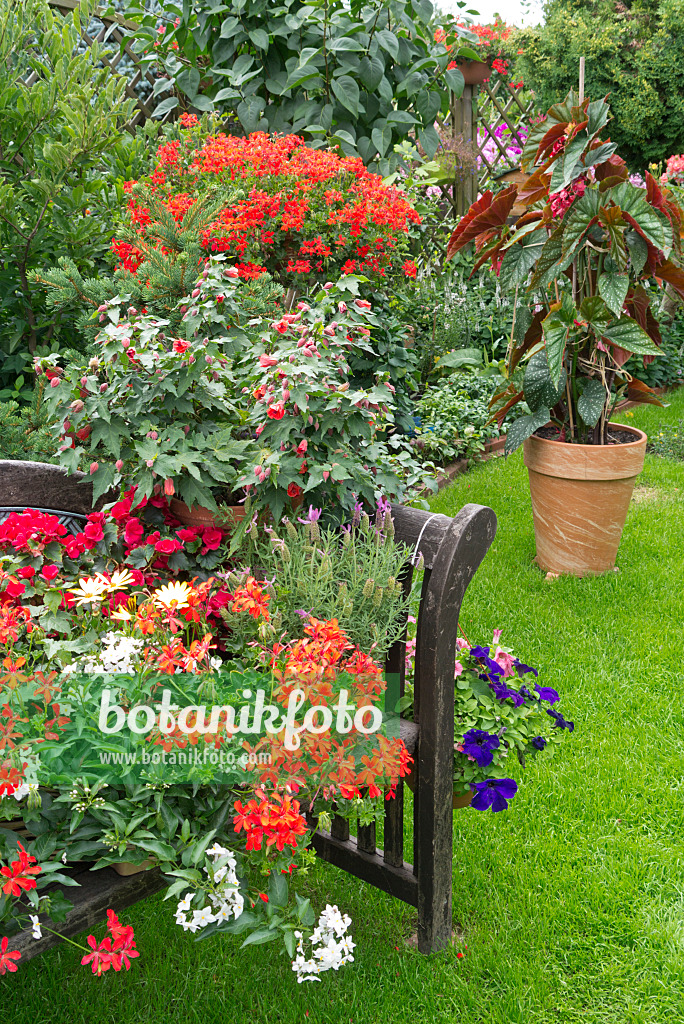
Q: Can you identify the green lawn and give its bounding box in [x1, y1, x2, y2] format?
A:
[7, 390, 684, 1024]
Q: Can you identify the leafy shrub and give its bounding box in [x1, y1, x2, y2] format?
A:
[0, 0, 136, 395]
[414, 372, 502, 465]
[125, 0, 478, 174]
[515, 0, 684, 170]
[624, 314, 684, 390]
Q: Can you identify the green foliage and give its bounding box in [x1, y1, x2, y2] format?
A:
[0, 0, 137, 391]
[238, 277, 434, 524]
[647, 418, 684, 459]
[232, 508, 411, 658]
[43, 275, 260, 509]
[515, 0, 684, 169]
[0, 379, 58, 463]
[415, 371, 503, 464]
[625, 312, 684, 388]
[121, 0, 478, 173]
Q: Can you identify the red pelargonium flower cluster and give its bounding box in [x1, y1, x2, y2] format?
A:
[111, 129, 420, 286]
[226, 613, 412, 798]
[233, 789, 308, 853]
[80, 909, 140, 975]
[0, 842, 41, 897]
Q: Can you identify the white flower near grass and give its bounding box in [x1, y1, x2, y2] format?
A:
[291, 905, 355, 982]
[174, 843, 243, 931]
[29, 915, 42, 939]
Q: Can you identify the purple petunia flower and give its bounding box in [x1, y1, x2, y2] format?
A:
[462, 729, 500, 767]
[514, 659, 538, 677]
[470, 778, 518, 812]
[489, 681, 525, 707]
[531, 736, 547, 751]
[469, 645, 491, 660]
[535, 684, 559, 704]
[547, 708, 574, 732]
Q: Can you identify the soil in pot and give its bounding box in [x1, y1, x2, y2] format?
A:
[523, 422, 647, 576]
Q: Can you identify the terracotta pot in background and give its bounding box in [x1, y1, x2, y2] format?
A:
[456, 60, 492, 86]
[169, 498, 246, 531]
[523, 423, 647, 576]
[404, 769, 473, 809]
[112, 858, 155, 877]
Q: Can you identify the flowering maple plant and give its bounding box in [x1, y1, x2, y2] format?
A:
[43, 289, 257, 510]
[447, 92, 684, 452]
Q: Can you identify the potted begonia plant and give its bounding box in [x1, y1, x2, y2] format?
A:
[447, 92, 684, 575]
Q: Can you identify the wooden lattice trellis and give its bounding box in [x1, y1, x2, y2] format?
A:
[25, 1, 170, 131]
[424, 75, 535, 242]
[475, 77, 535, 187]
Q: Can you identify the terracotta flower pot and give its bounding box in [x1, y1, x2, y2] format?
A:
[456, 60, 492, 86]
[112, 858, 155, 877]
[523, 423, 647, 576]
[404, 770, 473, 809]
[169, 497, 246, 531]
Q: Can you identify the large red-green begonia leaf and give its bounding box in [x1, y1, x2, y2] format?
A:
[446, 186, 517, 259]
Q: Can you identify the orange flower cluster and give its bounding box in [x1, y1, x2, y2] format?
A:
[238, 617, 411, 798]
[233, 789, 308, 852]
[112, 129, 420, 286]
[230, 577, 271, 621]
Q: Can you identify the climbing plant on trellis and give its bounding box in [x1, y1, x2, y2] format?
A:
[475, 77, 535, 187]
[39, 0, 167, 130]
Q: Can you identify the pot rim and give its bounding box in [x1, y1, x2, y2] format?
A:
[526, 421, 647, 450]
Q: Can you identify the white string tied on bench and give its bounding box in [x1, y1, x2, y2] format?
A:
[410, 513, 440, 569]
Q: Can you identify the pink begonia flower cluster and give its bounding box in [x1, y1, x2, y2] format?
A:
[661, 154, 684, 184]
[549, 176, 587, 218]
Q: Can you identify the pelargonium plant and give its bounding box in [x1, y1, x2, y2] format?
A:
[403, 628, 573, 809]
[447, 92, 684, 452]
[0, 503, 412, 980]
[110, 122, 422, 294]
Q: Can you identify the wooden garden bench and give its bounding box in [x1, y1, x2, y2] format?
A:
[0, 460, 496, 961]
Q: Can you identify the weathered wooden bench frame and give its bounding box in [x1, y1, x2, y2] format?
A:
[0, 460, 496, 961]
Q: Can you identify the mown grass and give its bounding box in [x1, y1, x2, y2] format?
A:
[6, 390, 684, 1024]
